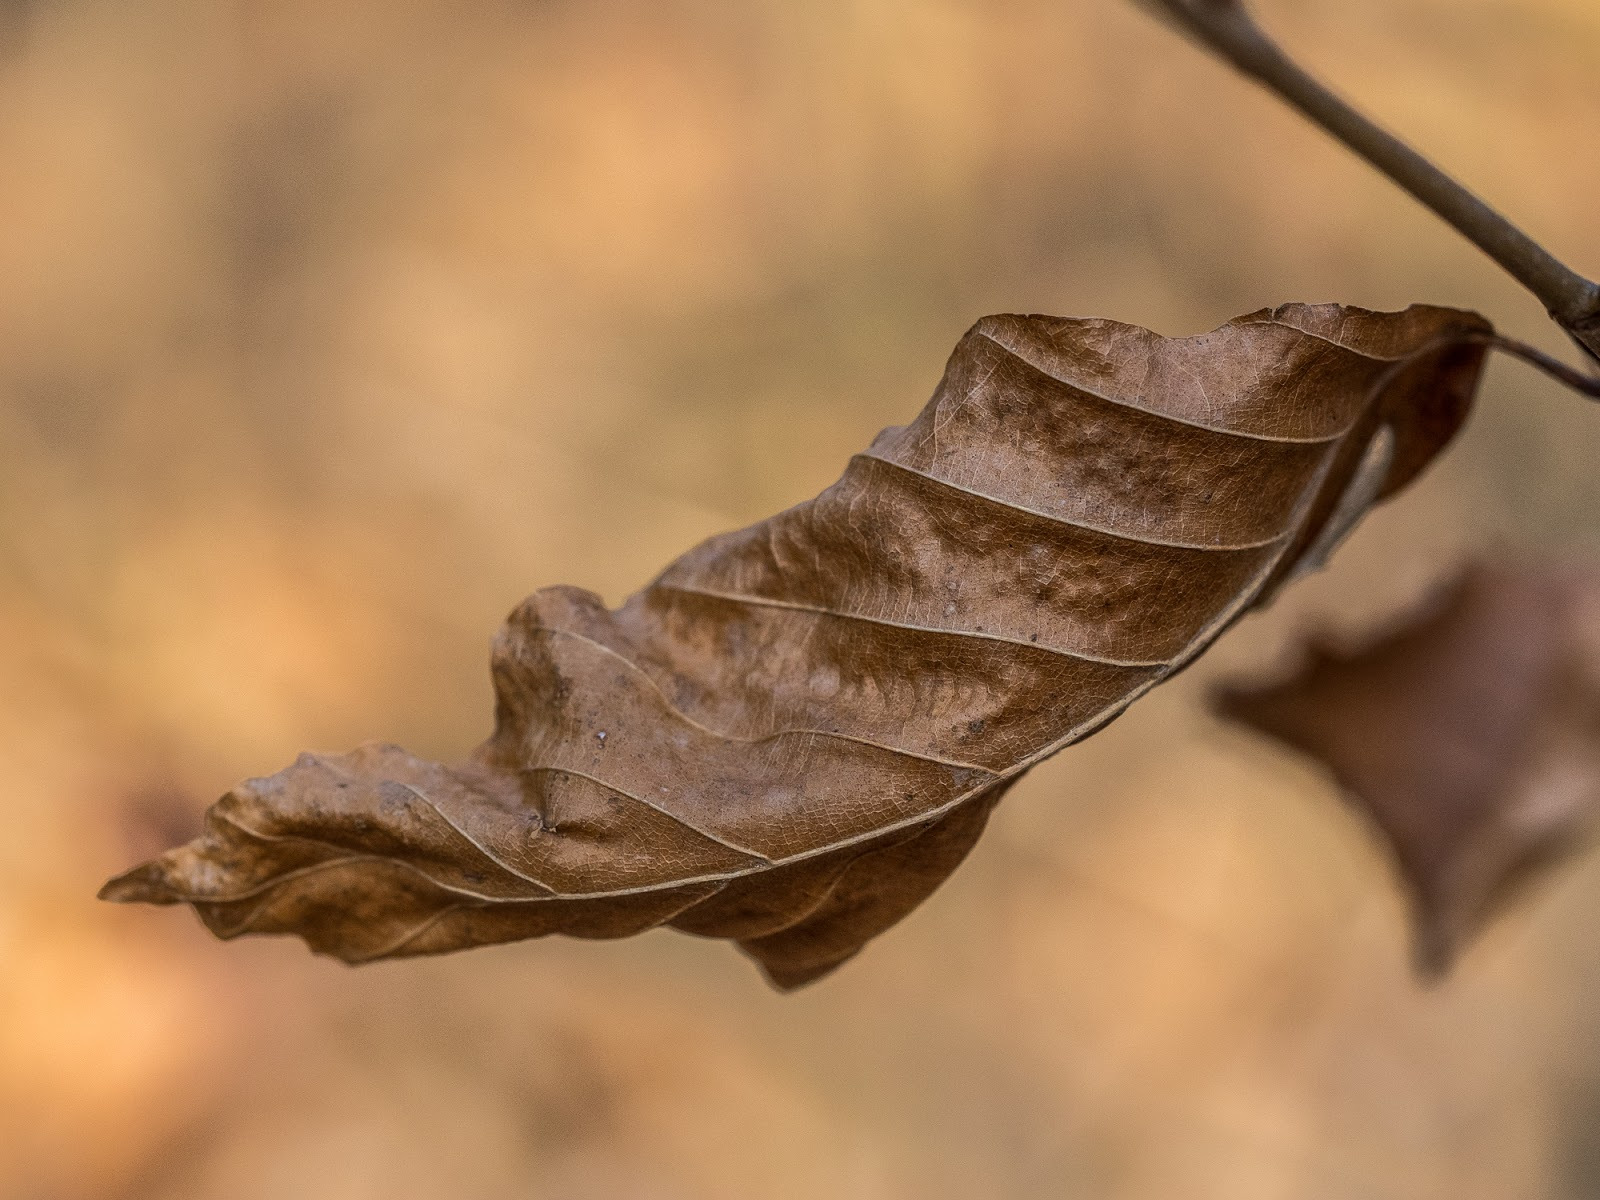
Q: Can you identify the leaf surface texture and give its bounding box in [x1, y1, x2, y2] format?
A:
[103, 303, 1491, 987]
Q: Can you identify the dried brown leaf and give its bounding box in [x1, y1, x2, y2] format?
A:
[103, 303, 1490, 988]
[1216, 562, 1600, 976]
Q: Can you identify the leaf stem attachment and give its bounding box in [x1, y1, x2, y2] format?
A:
[1141, 0, 1600, 361]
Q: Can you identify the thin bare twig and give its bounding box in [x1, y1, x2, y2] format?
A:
[1140, 0, 1600, 362]
[1474, 333, 1600, 400]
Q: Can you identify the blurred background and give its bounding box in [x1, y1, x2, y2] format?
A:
[3, 0, 1599, 1196]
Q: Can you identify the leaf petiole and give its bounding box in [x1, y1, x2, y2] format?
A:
[1140, 0, 1600, 362]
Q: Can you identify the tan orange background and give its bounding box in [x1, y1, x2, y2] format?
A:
[4, 1, 1600, 1196]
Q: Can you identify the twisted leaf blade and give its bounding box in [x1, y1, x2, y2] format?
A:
[103, 303, 1491, 987]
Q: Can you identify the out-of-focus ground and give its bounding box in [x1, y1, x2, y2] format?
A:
[3, 1, 1600, 1196]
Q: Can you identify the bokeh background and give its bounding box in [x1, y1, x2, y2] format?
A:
[4, 0, 1600, 1196]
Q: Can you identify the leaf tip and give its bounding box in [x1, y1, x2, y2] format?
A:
[742, 946, 857, 992]
[1409, 912, 1461, 984]
[97, 860, 180, 905]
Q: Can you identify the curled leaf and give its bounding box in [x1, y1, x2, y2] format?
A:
[103, 303, 1490, 988]
[1216, 562, 1600, 976]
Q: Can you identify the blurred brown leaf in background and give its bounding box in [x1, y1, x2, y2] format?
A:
[1217, 562, 1600, 978]
[5, 0, 1600, 1197]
